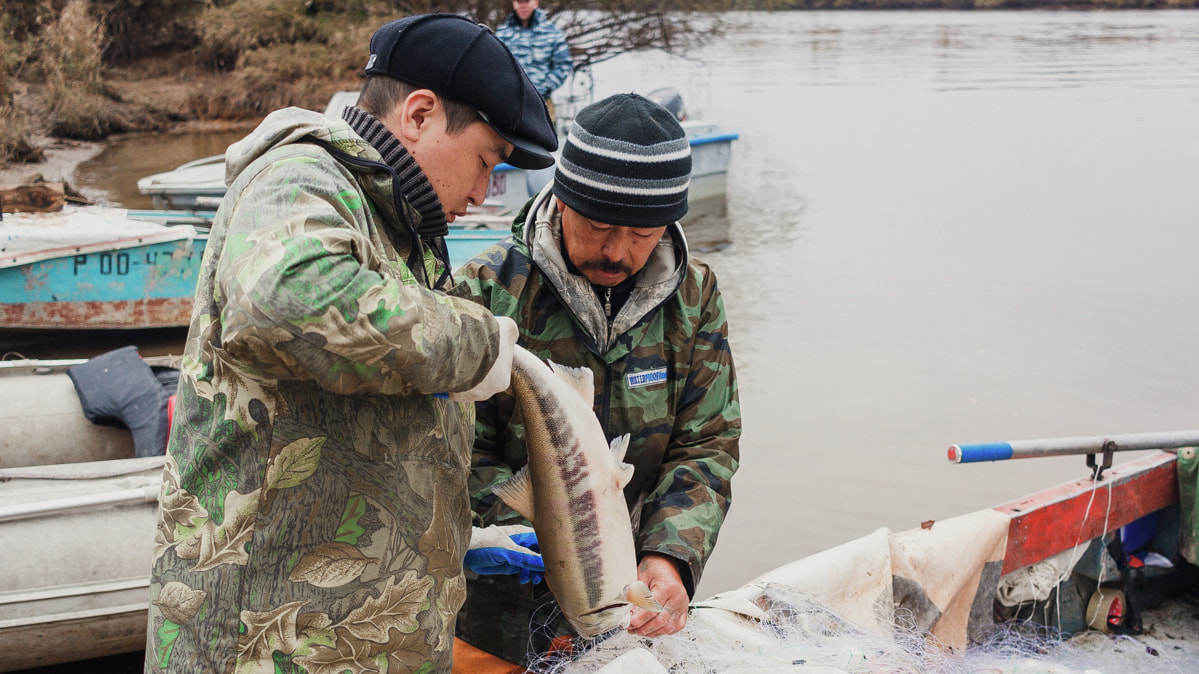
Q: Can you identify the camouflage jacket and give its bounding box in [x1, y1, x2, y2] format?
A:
[450, 185, 741, 663]
[145, 107, 502, 674]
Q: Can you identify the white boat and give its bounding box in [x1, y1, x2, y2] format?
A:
[0, 456, 163, 672]
[0, 355, 176, 671]
[136, 91, 739, 217]
[134, 154, 226, 211]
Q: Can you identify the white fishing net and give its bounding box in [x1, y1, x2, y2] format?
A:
[526, 584, 1199, 674]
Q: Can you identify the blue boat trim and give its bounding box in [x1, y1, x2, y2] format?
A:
[689, 133, 740, 147]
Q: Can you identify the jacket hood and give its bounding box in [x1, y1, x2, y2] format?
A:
[224, 107, 381, 186]
[521, 182, 689, 352]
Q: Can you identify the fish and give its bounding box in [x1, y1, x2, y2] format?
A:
[492, 345, 663, 638]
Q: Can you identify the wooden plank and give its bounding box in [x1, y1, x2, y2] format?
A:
[0, 183, 66, 213]
[996, 451, 1178, 574]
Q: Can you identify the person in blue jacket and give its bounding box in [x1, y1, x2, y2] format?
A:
[496, 0, 574, 119]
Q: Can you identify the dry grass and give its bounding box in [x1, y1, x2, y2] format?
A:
[0, 103, 45, 163]
[196, 0, 327, 71]
[1, 11, 39, 162]
[183, 16, 373, 119]
[39, 0, 120, 139]
[185, 40, 364, 119]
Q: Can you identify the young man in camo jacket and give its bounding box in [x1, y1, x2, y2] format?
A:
[144, 15, 558, 673]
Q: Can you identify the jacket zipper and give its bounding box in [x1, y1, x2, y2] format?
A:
[600, 361, 615, 436]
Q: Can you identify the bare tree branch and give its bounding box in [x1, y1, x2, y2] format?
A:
[458, 1, 729, 71]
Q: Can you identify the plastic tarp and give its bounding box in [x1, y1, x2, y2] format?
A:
[690, 508, 1012, 651]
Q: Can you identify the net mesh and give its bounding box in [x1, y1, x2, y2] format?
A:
[527, 587, 1199, 673]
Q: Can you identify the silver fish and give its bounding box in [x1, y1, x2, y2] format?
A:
[493, 346, 663, 638]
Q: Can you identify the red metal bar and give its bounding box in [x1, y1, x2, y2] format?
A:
[995, 452, 1178, 575]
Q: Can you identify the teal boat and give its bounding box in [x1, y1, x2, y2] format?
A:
[0, 207, 207, 330]
[0, 206, 505, 332]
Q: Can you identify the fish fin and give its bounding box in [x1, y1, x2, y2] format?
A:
[608, 433, 631, 464]
[547, 360, 595, 404]
[616, 462, 635, 490]
[491, 466, 536, 523]
[624, 581, 664, 613]
[609, 435, 634, 489]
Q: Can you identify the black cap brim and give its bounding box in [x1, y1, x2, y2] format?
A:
[488, 122, 555, 170]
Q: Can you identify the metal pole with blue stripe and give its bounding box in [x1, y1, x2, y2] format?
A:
[948, 430, 1199, 464]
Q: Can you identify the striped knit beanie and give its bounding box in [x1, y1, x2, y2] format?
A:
[553, 93, 691, 227]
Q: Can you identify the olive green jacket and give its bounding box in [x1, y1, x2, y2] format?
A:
[450, 185, 741, 663]
[145, 107, 501, 674]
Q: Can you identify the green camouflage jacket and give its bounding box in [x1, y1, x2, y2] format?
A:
[145, 107, 502, 674]
[450, 185, 741, 663]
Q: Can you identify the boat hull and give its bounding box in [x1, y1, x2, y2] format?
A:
[0, 369, 136, 468]
[997, 452, 1179, 574]
[0, 218, 506, 332]
[135, 155, 226, 211]
[0, 457, 162, 672]
[0, 214, 207, 330]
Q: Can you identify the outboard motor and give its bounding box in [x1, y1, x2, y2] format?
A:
[646, 87, 686, 122]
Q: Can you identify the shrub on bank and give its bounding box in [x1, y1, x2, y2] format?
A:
[196, 0, 328, 72]
[186, 41, 365, 118]
[41, 0, 117, 139]
[0, 104, 45, 164]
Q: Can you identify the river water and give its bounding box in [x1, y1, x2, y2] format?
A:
[67, 10, 1199, 602]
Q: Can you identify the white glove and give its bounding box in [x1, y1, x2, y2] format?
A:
[465, 524, 544, 584]
[449, 315, 518, 402]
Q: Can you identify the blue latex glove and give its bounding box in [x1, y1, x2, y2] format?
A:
[464, 524, 545, 585]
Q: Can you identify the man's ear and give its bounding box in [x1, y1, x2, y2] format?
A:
[382, 89, 440, 144]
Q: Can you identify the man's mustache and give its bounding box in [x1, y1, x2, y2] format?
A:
[580, 260, 632, 276]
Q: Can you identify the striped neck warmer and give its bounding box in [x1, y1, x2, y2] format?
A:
[343, 106, 447, 238]
[552, 93, 691, 227]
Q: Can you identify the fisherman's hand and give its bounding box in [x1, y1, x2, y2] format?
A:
[449, 316, 518, 402]
[627, 554, 689, 638]
[464, 524, 544, 584]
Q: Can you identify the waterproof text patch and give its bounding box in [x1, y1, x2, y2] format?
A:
[627, 368, 667, 389]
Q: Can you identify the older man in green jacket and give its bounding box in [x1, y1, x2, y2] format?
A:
[451, 93, 741, 669]
[144, 15, 559, 673]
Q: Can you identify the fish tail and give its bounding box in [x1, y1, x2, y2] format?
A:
[624, 581, 664, 612]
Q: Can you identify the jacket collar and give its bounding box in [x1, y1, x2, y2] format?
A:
[342, 106, 448, 238]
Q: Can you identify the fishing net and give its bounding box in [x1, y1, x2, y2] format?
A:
[528, 586, 1199, 673]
